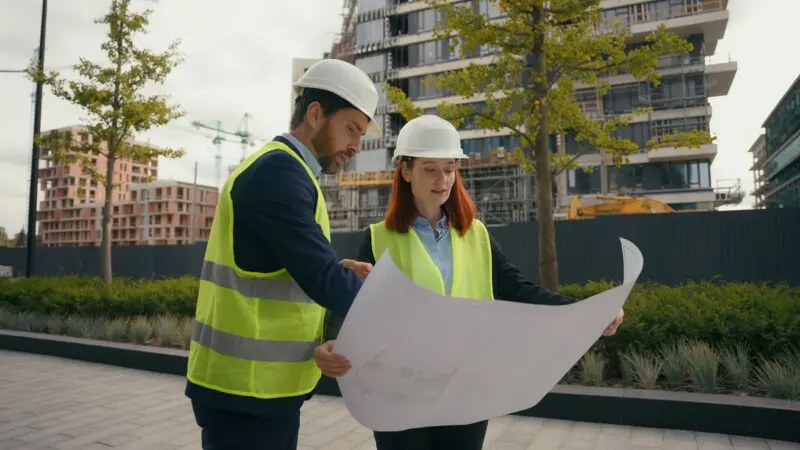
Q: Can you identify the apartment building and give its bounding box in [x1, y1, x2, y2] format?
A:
[750, 73, 800, 209]
[36, 125, 218, 247]
[307, 0, 740, 231]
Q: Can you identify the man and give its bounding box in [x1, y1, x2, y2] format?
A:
[185, 58, 377, 450]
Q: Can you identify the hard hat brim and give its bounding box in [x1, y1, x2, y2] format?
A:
[391, 150, 470, 164]
[365, 117, 382, 138]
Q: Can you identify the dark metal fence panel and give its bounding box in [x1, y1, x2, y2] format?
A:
[1, 208, 798, 285]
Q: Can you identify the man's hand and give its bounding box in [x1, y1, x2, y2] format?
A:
[603, 309, 624, 336]
[341, 259, 373, 278]
[313, 340, 352, 378]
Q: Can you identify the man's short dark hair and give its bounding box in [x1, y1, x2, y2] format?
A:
[290, 87, 359, 129]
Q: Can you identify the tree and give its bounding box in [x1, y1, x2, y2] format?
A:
[13, 229, 27, 248]
[0, 227, 8, 247]
[387, 0, 714, 290]
[28, 0, 185, 284]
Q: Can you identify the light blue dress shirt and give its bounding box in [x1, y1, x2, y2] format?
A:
[410, 214, 454, 295]
[282, 133, 321, 178]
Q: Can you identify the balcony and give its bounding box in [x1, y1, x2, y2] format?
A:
[618, 0, 730, 54]
[705, 54, 737, 97]
[395, 55, 495, 79]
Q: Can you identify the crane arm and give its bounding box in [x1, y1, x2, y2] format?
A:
[191, 120, 242, 139]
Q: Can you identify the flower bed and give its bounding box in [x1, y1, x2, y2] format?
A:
[1, 276, 799, 401]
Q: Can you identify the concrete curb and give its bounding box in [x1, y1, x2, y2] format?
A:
[2, 330, 798, 443]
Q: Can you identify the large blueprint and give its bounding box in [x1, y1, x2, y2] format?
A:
[334, 238, 643, 432]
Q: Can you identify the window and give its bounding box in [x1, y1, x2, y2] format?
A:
[355, 54, 385, 75]
[357, 0, 385, 13]
[408, 8, 439, 34]
[356, 20, 383, 46]
[478, 0, 504, 19]
[651, 116, 709, 139]
[567, 167, 602, 195]
[406, 75, 453, 100]
[608, 160, 711, 192]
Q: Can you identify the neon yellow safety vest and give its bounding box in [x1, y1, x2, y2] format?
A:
[186, 140, 329, 399]
[369, 219, 494, 299]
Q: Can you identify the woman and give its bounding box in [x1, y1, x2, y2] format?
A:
[315, 115, 624, 450]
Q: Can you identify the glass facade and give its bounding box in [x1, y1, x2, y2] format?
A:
[567, 160, 711, 195]
[355, 54, 385, 75]
[762, 75, 800, 207]
[357, 0, 386, 13]
[564, 116, 710, 154]
[392, 38, 465, 69]
[352, 149, 391, 172]
[461, 136, 521, 155]
[600, 0, 706, 29]
[356, 20, 384, 46]
[764, 79, 800, 157]
[764, 133, 800, 180]
[390, 0, 503, 37]
[765, 178, 800, 209]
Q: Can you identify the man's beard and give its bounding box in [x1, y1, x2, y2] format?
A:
[318, 154, 340, 175]
[312, 128, 350, 175]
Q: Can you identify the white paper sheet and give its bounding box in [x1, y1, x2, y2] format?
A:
[334, 238, 643, 432]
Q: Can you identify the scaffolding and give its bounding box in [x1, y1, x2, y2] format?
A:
[329, 0, 357, 62]
[321, 149, 536, 232]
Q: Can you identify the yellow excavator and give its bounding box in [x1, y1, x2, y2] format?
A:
[567, 194, 693, 220]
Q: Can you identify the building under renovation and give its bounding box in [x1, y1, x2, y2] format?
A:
[294, 0, 743, 232]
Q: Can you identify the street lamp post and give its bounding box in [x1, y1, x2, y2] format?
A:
[25, 0, 48, 277]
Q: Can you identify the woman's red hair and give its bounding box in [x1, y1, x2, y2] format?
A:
[384, 157, 477, 235]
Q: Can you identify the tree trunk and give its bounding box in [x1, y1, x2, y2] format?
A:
[533, 4, 559, 291]
[101, 154, 115, 284]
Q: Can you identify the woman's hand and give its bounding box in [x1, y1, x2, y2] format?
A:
[313, 340, 352, 377]
[341, 259, 373, 278]
[603, 309, 624, 336]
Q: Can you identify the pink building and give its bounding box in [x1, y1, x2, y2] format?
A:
[36, 125, 218, 247]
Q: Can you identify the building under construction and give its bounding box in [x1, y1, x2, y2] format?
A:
[319, 150, 535, 231]
[301, 0, 742, 232]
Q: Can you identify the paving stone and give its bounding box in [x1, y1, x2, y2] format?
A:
[2, 351, 797, 450]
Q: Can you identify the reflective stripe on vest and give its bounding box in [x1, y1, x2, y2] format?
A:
[192, 320, 316, 362]
[369, 219, 494, 300]
[200, 261, 314, 304]
[186, 140, 330, 400]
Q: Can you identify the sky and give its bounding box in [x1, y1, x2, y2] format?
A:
[1, 0, 798, 235]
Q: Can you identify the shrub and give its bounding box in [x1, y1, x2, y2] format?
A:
[721, 344, 751, 391]
[180, 318, 193, 349]
[0, 276, 198, 318]
[1, 276, 799, 384]
[153, 316, 181, 346]
[660, 340, 691, 390]
[564, 281, 800, 369]
[685, 340, 721, 393]
[752, 353, 800, 400]
[578, 351, 607, 386]
[620, 350, 662, 389]
[105, 318, 128, 342]
[130, 317, 152, 344]
[46, 315, 65, 335]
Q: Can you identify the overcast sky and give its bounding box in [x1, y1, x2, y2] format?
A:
[1, 0, 798, 234]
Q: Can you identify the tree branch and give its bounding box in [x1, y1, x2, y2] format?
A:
[473, 110, 533, 147]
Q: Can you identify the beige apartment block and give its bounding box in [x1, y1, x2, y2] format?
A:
[36, 125, 218, 247]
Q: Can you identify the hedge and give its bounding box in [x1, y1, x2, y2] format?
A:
[1, 276, 799, 366]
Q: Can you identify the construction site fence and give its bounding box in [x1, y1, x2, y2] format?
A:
[1, 208, 799, 286]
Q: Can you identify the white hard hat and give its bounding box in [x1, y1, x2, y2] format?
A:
[392, 114, 469, 164]
[293, 59, 381, 138]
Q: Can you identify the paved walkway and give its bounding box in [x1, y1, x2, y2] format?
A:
[0, 351, 797, 450]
